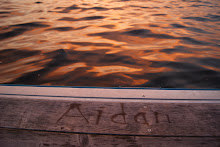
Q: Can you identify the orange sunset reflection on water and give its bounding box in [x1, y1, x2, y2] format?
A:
[0, 0, 220, 88]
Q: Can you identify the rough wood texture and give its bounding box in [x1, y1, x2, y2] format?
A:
[0, 128, 219, 147]
[0, 85, 220, 146]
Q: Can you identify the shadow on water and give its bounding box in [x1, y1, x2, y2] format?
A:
[0, 49, 41, 64]
[58, 16, 105, 22]
[9, 49, 75, 85]
[89, 28, 219, 46]
[0, 22, 50, 40]
[182, 15, 220, 22]
[56, 4, 110, 13]
[4, 48, 220, 88]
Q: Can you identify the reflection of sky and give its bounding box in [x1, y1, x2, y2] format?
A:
[0, 0, 220, 88]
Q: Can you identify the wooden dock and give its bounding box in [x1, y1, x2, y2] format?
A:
[0, 85, 219, 146]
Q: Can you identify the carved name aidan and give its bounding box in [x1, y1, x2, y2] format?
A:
[57, 103, 171, 125]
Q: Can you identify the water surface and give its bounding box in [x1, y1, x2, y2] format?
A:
[0, 0, 220, 88]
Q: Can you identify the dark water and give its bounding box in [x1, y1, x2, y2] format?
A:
[0, 0, 220, 88]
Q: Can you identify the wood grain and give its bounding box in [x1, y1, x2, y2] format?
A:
[0, 85, 219, 146]
[0, 128, 219, 147]
[0, 85, 219, 136]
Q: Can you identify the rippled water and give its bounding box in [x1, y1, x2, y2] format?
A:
[0, 0, 220, 88]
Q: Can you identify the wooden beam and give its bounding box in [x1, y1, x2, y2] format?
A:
[1, 128, 219, 147]
[0, 85, 219, 137]
[0, 85, 219, 100]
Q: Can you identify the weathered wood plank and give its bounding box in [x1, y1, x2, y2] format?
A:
[0, 85, 219, 100]
[0, 85, 219, 137]
[0, 128, 219, 147]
